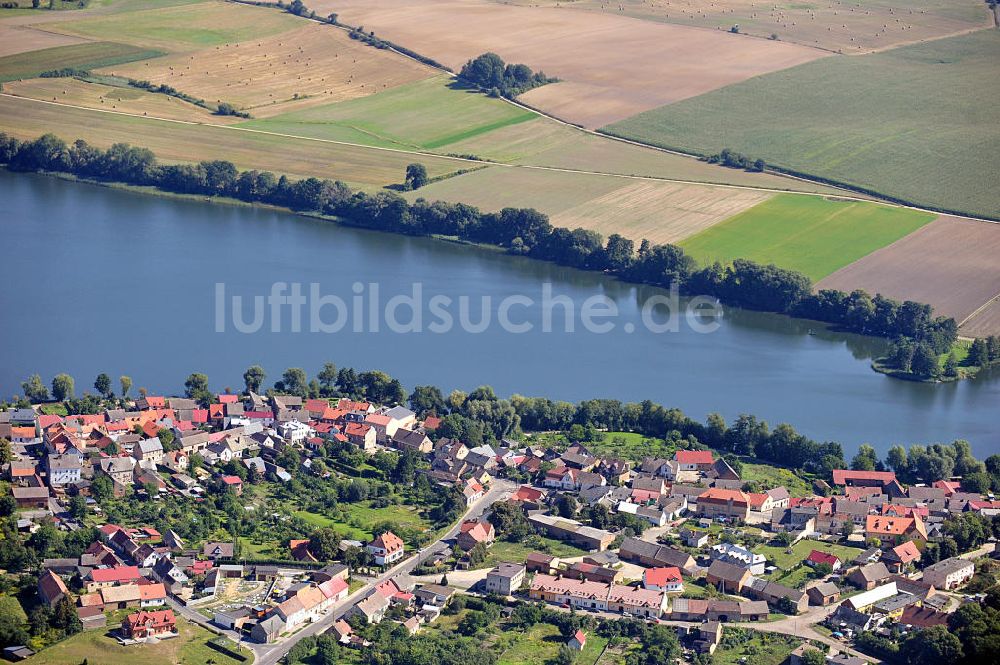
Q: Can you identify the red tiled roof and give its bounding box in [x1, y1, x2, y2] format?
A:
[832, 469, 896, 485]
[674, 450, 714, 465]
[644, 566, 682, 587]
[90, 566, 141, 583]
[221, 475, 243, 485]
[806, 550, 840, 567]
[371, 530, 403, 552]
[217, 394, 238, 404]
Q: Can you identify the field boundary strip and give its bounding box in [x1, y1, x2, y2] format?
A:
[3, 91, 999, 228]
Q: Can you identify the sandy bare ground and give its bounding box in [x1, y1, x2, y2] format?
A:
[550, 180, 772, 245]
[0, 23, 88, 57]
[312, 0, 826, 128]
[105, 23, 435, 117]
[817, 216, 1000, 333]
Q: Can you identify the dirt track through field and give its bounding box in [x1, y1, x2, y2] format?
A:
[311, 0, 826, 128]
[817, 215, 1000, 334]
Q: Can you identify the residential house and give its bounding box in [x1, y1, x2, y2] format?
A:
[882, 541, 921, 573]
[706, 560, 751, 593]
[525, 552, 561, 574]
[122, 609, 176, 639]
[847, 562, 893, 590]
[921, 557, 974, 590]
[346, 591, 390, 625]
[680, 528, 709, 548]
[484, 563, 526, 596]
[391, 428, 432, 454]
[97, 456, 135, 485]
[898, 605, 950, 629]
[203, 542, 235, 560]
[619, 537, 696, 573]
[528, 514, 615, 551]
[805, 550, 842, 572]
[133, 437, 164, 469]
[368, 531, 405, 566]
[46, 454, 82, 486]
[456, 519, 495, 552]
[251, 614, 285, 643]
[696, 488, 751, 521]
[674, 450, 714, 471]
[38, 570, 67, 608]
[806, 582, 841, 606]
[832, 470, 896, 487]
[413, 584, 455, 608]
[643, 567, 683, 593]
[865, 514, 927, 546]
[345, 423, 376, 452]
[744, 577, 809, 614]
[711, 543, 766, 575]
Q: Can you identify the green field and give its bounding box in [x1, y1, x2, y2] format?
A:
[26, 620, 246, 665]
[605, 30, 1000, 219]
[474, 537, 588, 570]
[741, 462, 813, 498]
[498, 623, 608, 665]
[678, 194, 935, 280]
[51, 0, 299, 50]
[0, 41, 163, 82]
[754, 539, 862, 589]
[240, 76, 537, 152]
[293, 501, 430, 542]
[711, 629, 801, 665]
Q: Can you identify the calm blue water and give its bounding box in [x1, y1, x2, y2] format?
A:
[1, 170, 997, 457]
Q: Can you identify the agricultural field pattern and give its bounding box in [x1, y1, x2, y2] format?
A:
[0, 0, 997, 336]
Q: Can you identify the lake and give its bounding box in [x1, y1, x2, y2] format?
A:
[1, 170, 997, 456]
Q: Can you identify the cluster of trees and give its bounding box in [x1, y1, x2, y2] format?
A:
[968, 335, 1000, 368]
[854, 593, 1000, 665]
[458, 52, 556, 97]
[883, 440, 1000, 490]
[0, 132, 957, 355]
[706, 148, 765, 172]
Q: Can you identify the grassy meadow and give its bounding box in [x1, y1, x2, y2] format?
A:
[240, 76, 537, 151]
[678, 194, 935, 281]
[49, 0, 299, 51]
[25, 620, 246, 665]
[605, 30, 1000, 219]
[0, 41, 162, 81]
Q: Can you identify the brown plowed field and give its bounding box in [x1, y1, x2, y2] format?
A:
[104, 23, 435, 117]
[312, 0, 826, 128]
[0, 24, 88, 58]
[960, 299, 1000, 338]
[817, 216, 1000, 333]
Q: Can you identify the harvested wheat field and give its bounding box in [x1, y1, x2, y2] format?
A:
[0, 23, 89, 58]
[550, 180, 772, 245]
[407, 166, 769, 245]
[3, 77, 240, 124]
[107, 23, 435, 117]
[817, 216, 1000, 331]
[530, 0, 994, 54]
[314, 0, 826, 128]
[0, 94, 466, 188]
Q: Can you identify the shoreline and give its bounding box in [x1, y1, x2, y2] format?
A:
[4, 165, 985, 384]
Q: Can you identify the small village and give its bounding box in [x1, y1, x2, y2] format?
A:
[1, 382, 998, 665]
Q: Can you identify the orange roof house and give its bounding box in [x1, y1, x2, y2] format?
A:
[865, 514, 927, 546]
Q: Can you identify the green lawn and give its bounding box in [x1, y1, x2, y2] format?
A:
[474, 537, 588, 570]
[26, 619, 246, 665]
[741, 462, 813, 498]
[754, 539, 863, 587]
[0, 41, 164, 82]
[498, 623, 607, 665]
[293, 501, 430, 542]
[678, 194, 934, 281]
[240, 75, 537, 153]
[604, 30, 1000, 219]
[711, 629, 802, 665]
